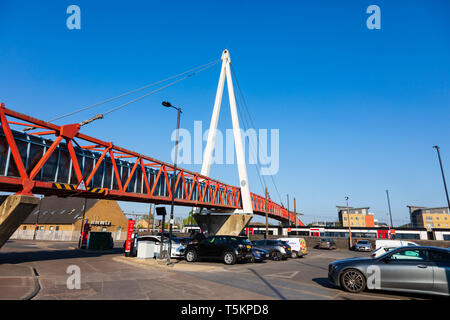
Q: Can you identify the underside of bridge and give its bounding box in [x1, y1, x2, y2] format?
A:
[193, 212, 253, 237]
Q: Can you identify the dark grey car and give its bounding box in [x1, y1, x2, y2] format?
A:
[318, 238, 337, 250]
[252, 239, 292, 261]
[328, 246, 450, 296]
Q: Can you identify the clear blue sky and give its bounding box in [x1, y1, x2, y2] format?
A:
[1, 1, 449, 226]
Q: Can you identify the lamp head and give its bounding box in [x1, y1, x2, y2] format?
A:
[162, 101, 172, 108]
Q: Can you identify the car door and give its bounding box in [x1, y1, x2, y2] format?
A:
[428, 249, 450, 295]
[213, 236, 227, 258]
[378, 248, 434, 291]
[197, 236, 216, 258]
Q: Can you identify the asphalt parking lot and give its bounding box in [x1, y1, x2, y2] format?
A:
[0, 240, 434, 300]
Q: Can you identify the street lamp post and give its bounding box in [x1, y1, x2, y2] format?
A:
[385, 190, 394, 239]
[433, 145, 450, 211]
[162, 101, 182, 265]
[345, 196, 352, 249]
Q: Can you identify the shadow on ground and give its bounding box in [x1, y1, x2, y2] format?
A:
[0, 248, 124, 264]
[312, 277, 335, 289]
[312, 277, 437, 300]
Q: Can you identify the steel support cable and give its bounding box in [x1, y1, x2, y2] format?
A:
[78, 61, 220, 126]
[232, 65, 282, 205]
[234, 77, 268, 197]
[235, 94, 267, 196]
[234, 78, 268, 195]
[23, 59, 220, 130]
[231, 64, 283, 205]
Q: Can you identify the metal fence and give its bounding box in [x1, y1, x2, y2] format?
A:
[9, 230, 127, 242]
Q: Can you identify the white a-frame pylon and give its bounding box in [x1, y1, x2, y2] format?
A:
[201, 49, 253, 214]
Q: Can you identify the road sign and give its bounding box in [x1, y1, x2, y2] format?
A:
[156, 207, 167, 216]
[76, 179, 87, 191]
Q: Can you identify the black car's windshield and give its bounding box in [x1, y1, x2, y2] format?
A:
[172, 238, 187, 244]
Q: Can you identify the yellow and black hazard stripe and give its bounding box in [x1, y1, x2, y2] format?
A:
[52, 183, 106, 194]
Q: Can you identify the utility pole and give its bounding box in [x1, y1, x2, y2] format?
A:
[433, 145, 450, 211]
[294, 197, 297, 234]
[152, 205, 156, 234]
[287, 194, 290, 228]
[148, 203, 152, 233]
[345, 196, 352, 249]
[385, 190, 394, 239]
[265, 187, 269, 239]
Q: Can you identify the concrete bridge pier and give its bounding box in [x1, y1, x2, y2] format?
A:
[0, 195, 40, 248]
[193, 213, 252, 237]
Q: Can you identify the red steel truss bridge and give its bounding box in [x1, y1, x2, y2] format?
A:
[0, 104, 303, 226]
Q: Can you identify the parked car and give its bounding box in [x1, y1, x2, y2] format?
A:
[355, 240, 372, 252]
[250, 248, 270, 263]
[184, 235, 253, 265]
[252, 239, 292, 260]
[318, 238, 337, 250]
[371, 240, 418, 258]
[278, 237, 307, 258]
[328, 246, 450, 296]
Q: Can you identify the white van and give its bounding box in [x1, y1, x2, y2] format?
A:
[277, 238, 307, 258]
[371, 239, 418, 258]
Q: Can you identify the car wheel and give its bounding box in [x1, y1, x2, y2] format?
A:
[223, 251, 236, 265]
[185, 250, 197, 262]
[340, 269, 366, 293]
[271, 251, 282, 261]
[291, 251, 298, 259]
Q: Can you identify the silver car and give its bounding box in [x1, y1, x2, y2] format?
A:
[355, 240, 371, 252]
[328, 246, 450, 296]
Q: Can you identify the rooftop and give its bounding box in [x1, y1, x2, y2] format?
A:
[23, 196, 98, 224]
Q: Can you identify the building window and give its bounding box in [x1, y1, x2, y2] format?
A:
[22, 226, 27, 230]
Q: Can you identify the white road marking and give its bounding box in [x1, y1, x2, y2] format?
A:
[266, 271, 300, 279]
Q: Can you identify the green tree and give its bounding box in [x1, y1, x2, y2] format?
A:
[183, 210, 196, 226]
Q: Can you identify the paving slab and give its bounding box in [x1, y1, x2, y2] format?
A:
[0, 264, 38, 300]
